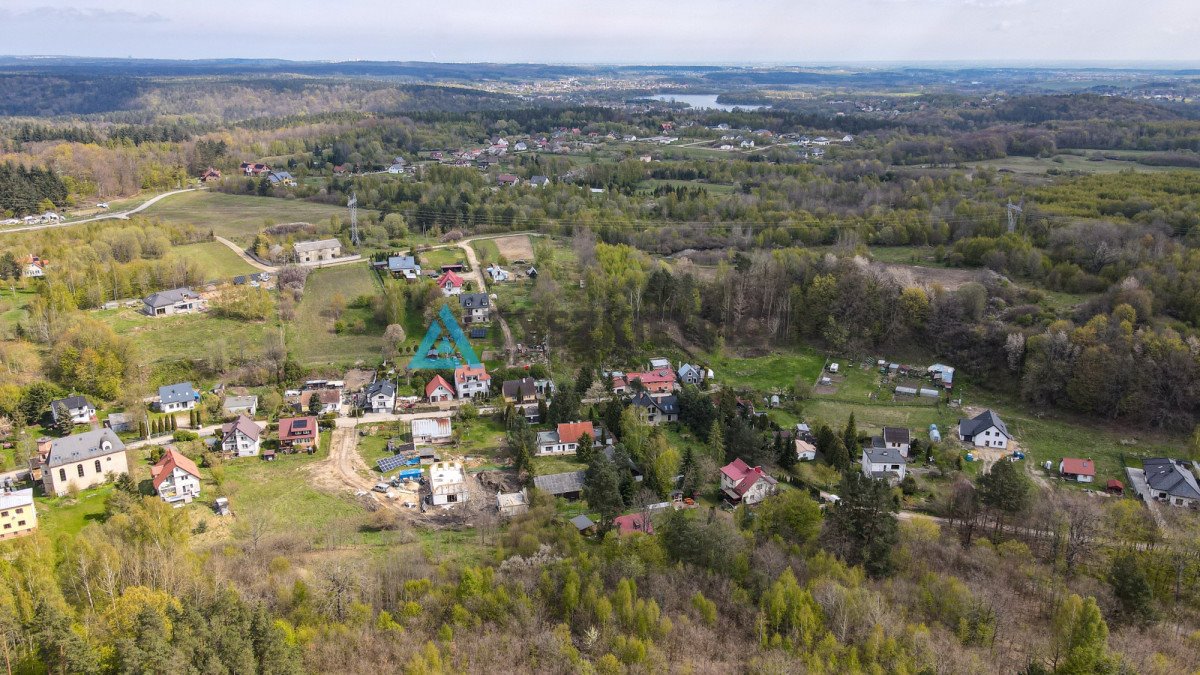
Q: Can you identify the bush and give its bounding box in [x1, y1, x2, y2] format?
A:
[173, 430, 199, 442]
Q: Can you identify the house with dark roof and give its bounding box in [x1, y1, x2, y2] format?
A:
[529, 175, 551, 188]
[151, 447, 201, 506]
[156, 382, 199, 413]
[719, 459, 778, 505]
[630, 392, 679, 425]
[1059, 457, 1096, 483]
[362, 379, 396, 413]
[278, 416, 318, 453]
[861, 446, 906, 484]
[881, 427, 911, 457]
[266, 171, 296, 187]
[502, 377, 538, 403]
[535, 471, 586, 499]
[41, 428, 128, 496]
[1143, 458, 1200, 508]
[459, 293, 491, 324]
[50, 395, 95, 425]
[221, 414, 261, 457]
[957, 409, 1010, 450]
[570, 514, 596, 532]
[143, 288, 204, 317]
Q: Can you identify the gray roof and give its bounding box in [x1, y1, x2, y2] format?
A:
[293, 238, 341, 253]
[570, 514, 595, 530]
[52, 395, 92, 411]
[536, 430, 560, 445]
[678, 363, 702, 377]
[159, 382, 197, 405]
[530, 175, 550, 185]
[1143, 458, 1200, 500]
[388, 255, 418, 271]
[224, 395, 257, 411]
[882, 427, 910, 444]
[959, 409, 1010, 439]
[144, 287, 198, 308]
[502, 377, 536, 399]
[47, 428, 125, 468]
[534, 470, 585, 495]
[631, 392, 678, 415]
[459, 293, 490, 309]
[222, 414, 260, 442]
[863, 447, 905, 464]
[365, 380, 396, 398]
[0, 488, 33, 511]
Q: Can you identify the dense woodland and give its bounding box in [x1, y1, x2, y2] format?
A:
[4, 65, 1200, 673]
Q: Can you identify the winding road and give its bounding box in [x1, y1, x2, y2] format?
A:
[1, 188, 199, 234]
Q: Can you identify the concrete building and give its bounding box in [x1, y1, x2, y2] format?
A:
[42, 428, 128, 496]
[293, 238, 342, 263]
[0, 488, 37, 540]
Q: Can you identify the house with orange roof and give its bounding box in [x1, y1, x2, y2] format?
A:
[612, 368, 677, 395]
[1059, 457, 1095, 483]
[436, 270, 464, 296]
[151, 447, 202, 506]
[278, 416, 318, 453]
[426, 374, 456, 403]
[536, 421, 613, 456]
[454, 364, 491, 400]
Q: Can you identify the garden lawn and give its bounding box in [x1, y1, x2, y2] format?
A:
[289, 264, 383, 366]
[532, 454, 586, 476]
[167, 241, 259, 280]
[421, 247, 469, 272]
[142, 191, 373, 242]
[470, 239, 501, 265]
[99, 307, 272, 365]
[35, 484, 115, 541]
[707, 348, 825, 392]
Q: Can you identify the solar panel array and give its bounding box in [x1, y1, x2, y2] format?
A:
[376, 454, 410, 473]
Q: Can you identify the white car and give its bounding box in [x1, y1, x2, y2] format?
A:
[828, 363, 840, 373]
[97, 202, 109, 209]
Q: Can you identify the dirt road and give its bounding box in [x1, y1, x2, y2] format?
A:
[1, 188, 198, 234]
[307, 426, 416, 511]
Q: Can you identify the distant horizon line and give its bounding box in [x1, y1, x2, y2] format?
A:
[3, 55, 1200, 71]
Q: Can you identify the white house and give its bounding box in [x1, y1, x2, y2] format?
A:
[151, 447, 201, 506]
[719, 458, 778, 505]
[958, 410, 1010, 450]
[143, 288, 204, 317]
[425, 375, 456, 403]
[412, 417, 453, 444]
[536, 421, 600, 456]
[459, 293, 491, 324]
[1059, 458, 1095, 483]
[362, 380, 396, 413]
[862, 447, 906, 484]
[223, 395, 258, 417]
[429, 461, 468, 506]
[454, 364, 491, 400]
[881, 427, 911, 458]
[1143, 458, 1200, 508]
[221, 414, 261, 457]
[156, 382, 198, 413]
[50, 395, 95, 425]
[796, 439, 817, 461]
[486, 264, 510, 282]
[436, 271, 464, 296]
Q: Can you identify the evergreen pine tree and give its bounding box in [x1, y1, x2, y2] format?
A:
[1109, 553, 1156, 626]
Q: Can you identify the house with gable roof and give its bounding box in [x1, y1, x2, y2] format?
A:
[455, 364, 491, 400]
[861, 446, 906, 484]
[536, 421, 609, 456]
[156, 382, 198, 413]
[1059, 457, 1096, 483]
[719, 458, 778, 505]
[41, 428, 128, 496]
[437, 270, 464, 296]
[151, 447, 201, 506]
[1142, 458, 1200, 508]
[362, 379, 396, 413]
[613, 368, 677, 395]
[50, 395, 95, 425]
[221, 414, 261, 457]
[143, 288, 204, 317]
[426, 375, 456, 403]
[958, 409, 1011, 450]
[630, 392, 679, 425]
[278, 416, 318, 453]
[459, 293, 491, 324]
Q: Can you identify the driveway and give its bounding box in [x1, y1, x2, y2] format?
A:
[1, 188, 199, 234]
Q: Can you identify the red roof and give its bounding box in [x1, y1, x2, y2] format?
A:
[613, 513, 654, 535]
[734, 467, 776, 496]
[557, 421, 594, 444]
[1107, 479, 1125, 490]
[279, 416, 318, 442]
[1060, 458, 1095, 476]
[436, 271, 464, 288]
[426, 374, 455, 397]
[151, 447, 200, 489]
[625, 369, 676, 385]
[720, 458, 751, 482]
[455, 364, 491, 384]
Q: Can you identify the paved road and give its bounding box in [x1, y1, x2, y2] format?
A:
[213, 236, 275, 272]
[1, 188, 199, 234]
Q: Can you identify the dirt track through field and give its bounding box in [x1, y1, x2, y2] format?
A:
[307, 426, 411, 511]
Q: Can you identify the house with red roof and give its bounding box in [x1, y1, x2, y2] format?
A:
[1059, 457, 1095, 483]
[278, 416, 318, 453]
[426, 375, 456, 403]
[240, 161, 272, 176]
[536, 421, 611, 456]
[454, 364, 491, 400]
[151, 447, 201, 506]
[719, 458, 778, 505]
[437, 271, 464, 296]
[613, 368, 677, 395]
[200, 168, 222, 182]
[613, 512, 654, 536]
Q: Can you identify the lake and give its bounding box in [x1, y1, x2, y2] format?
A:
[650, 94, 768, 111]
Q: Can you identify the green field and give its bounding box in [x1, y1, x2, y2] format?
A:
[969, 153, 1195, 176]
[167, 241, 259, 280]
[420, 247, 469, 272]
[707, 348, 825, 392]
[34, 483, 115, 542]
[98, 307, 272, 366]
[0, 286, 37, 335]
[142, 191, 370, 242]
[289, 264, 383, 366]
[470, 239, 501, 265]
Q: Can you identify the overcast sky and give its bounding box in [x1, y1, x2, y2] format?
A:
[2, 0, 1197, 64]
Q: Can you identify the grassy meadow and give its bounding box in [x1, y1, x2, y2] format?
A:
[142, 191, 368, 242]
[288, 264, 384, 366]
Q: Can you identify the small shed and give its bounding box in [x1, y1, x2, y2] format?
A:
[1106, 479, 1125, 495]
[214, 497, 231, 516]
[895, 386, 918, 396]
[918, 388, 941, 398]
[570, 514, 596, 534]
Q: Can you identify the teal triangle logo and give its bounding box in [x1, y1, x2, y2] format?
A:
[408, 304, 481, 370]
